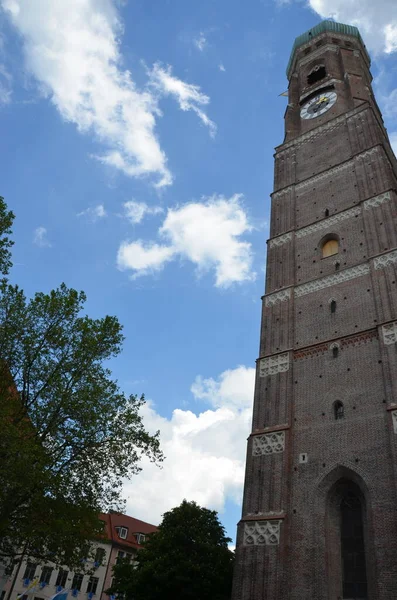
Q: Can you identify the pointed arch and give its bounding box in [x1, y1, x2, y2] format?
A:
[314, 466, 376, 600]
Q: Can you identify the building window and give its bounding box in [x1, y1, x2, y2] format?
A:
[115, 526, 128, 539]
[55, 570, 68, 588]
[86, 577, 99, 595]
[23, 563, 37, 582]
[325, 208, 329, 217]
[116, 551, 132, 564]
[39, 567, 53, 585]
[307, 64, 326, 86]
[334, 401, 344, 420]
[332, 346, 339, 358]
[135, 533, 146, 545]
[322, 239, 339, 258]
[94, 548, 106, 566]
[330, 300, 337, 314]
[72, 574, 84, 592]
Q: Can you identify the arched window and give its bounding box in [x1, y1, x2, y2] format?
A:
[322, 238, 339, 258]
[334, 401, 344, 420]
[332, 346, 339, 358]
[330, 299, 337, 314]
[307, 64, 326, 86]
[325, 208, 330, 217]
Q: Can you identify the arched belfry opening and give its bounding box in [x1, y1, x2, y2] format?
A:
[326, 477, 370, 600]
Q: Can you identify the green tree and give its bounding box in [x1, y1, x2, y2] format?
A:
[0, 197, 164, 569]
[109, 500, 235, 600]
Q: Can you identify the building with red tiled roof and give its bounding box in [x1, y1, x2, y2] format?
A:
[1, 512, 157, 600]
[99, 512, 157, 600]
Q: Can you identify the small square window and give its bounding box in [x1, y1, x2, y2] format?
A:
[116, 526, 128, 539]
[135, 533, 146, 544]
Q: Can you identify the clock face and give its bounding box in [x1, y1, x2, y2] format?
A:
[300, 91, 337, 120]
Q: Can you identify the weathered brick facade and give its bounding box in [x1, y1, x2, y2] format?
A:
[232, 21, 397, 600]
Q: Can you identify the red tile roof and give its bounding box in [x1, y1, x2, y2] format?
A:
[100, 512, 158, 549]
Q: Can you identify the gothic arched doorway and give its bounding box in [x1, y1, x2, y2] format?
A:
[340, 489, 368, 599]
[326, 478, 369, 600]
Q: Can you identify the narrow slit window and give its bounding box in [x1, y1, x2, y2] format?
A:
[331, 300, 337, 314]
[325, 208, 329, 217]
[334, 401, 344, 420]
[332, 346, 339, 358]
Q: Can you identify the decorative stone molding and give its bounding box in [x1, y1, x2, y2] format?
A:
[252, 432, 285, 456]
[259, 353, 289, 377]
[265, 288, 291, 307]
[295, 264, 369, 297]
[269, 232, 292, 248]
[364, 191, 391, 210]
[392, 411, 397, 434]
[294, 344, 328, 360]
[272, 188, 291, 201]
[382, 322, 397, 345]
[296, 206, 360, 238]
[341, 330, 377, 348]
[296, 161, 352, 190]
[278, 106, 369, 152]
[359, 146, 380, 160]
[374, 250, 397, 270]
[243, 520, 282, 546]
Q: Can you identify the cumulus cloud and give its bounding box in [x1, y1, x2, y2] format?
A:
[305, 0, 397, 55]
[149, 63, 216, 137]
[123, 200, 163, 225]
[1, 1, 215, 186]
[123, 365, 255, 524]
[33, 226, 52, 247]
[117, 194, 256, 288]
[77, 204, 107, 222]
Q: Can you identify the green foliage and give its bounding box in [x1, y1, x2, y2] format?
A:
[0, 199, 164, 569]
[0, 196, 14, 276]
[109, 500, 235, 600]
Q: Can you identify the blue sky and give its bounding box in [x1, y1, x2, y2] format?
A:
[1, 0, 397, 544]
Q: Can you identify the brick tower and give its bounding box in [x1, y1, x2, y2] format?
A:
[232, 21, 397, 600]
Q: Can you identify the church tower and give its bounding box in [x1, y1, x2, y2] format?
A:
[232, 21, 397, 600]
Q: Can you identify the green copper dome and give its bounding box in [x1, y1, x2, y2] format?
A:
[287, 20, 369, 77]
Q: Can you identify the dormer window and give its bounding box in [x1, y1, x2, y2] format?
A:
[116, 526, 128, 539]
[135, 533, 146, 544]
[307, 65, 326, 86]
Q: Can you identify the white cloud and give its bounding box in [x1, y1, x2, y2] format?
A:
[123, 200, 163, 225]
[305, 0, 397, 55]
[1, 0, 172, 187]
[149, 63, 216, 137]
[117, 194, 256, 288]
[77, 204, 107, 222]
[0, 64, 11, 104]
[219, 63, 226, 72]
[117, 241, 175, 275]
[123, 365, 255, 524]
[0, 1, 216, 187]
[194, 32, 207, 52]
[33, 226, 51, 247]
